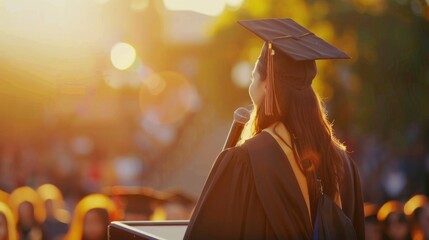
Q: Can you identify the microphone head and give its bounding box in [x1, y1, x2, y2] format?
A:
[234, 106, 252, 124]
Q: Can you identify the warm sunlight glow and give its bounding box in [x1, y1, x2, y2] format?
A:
[139, 71, 199, 125]
[130, 0, 150, 11]
[163, 0, 225, 16]
[3, 0, 28, 13]
[94, 0, 110, 4]
[225, 0, 244, 8]
[143, 74, 167, 96]
[110, 42, 137, 71]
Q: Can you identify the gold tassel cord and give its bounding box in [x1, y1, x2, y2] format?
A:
[264, 42, 281, 116]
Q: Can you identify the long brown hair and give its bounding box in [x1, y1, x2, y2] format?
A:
[241, 59, 346, 220]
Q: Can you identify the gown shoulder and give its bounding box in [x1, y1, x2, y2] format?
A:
[184, 137, 276, 240]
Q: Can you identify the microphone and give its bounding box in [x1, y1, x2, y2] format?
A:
[222, 106, 252, 150]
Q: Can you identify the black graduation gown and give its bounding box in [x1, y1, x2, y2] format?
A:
[184, 132, 365, 240]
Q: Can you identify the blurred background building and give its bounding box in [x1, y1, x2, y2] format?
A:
[0, 0, 428, 219]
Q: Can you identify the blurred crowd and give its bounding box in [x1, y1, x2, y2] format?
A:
[0, 184, 195, 240]
[364, 195, 429, 240]
[1, 183, 429, 240]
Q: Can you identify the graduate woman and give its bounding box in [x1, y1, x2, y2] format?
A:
[184, 18, 365, 239]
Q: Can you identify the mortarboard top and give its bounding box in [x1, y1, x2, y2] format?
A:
[104, 186, 165, 215]
[161, 190, 196, 207]
[237, 18, 350, 115]
[237, 18, 350, 61]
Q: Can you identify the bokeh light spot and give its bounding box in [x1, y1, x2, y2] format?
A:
[139, 71, 200, 125]
[143, 74, 167, 96]
[231, 61, 252, 88]
[178, 85, 201, 112]
[110, 42, 137, 71]
[104, 69, 126, 89]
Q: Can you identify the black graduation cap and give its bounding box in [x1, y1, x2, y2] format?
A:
[162, 190, 196, 207]
[237, 18, 350, 115]
[119, 193, 157, 215]
[238, 18, 350, 61]
[104, 186, 164, 219]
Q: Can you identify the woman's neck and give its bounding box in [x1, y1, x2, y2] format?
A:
[263, 122, 293, 148]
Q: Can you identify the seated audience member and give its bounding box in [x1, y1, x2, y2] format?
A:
[378, 200, 412, 240]
[413, 205, 429, 240]
[404, 195, 429, 240]
[0, 202, 17, 240]
[365, 202, 382, 240]
[162, 190, 196, 220]
[65, 194, 116, 240]
[9, 187, 46, 240]
[106, 186, 162, 221]
[37, 184, 70, 240]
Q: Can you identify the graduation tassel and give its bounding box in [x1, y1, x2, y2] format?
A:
[265, 42, 281, 116]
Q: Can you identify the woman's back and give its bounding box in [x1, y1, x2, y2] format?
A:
[184, 131, 364, 239]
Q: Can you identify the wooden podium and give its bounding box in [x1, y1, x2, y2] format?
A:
[109, 220, 189, 240]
